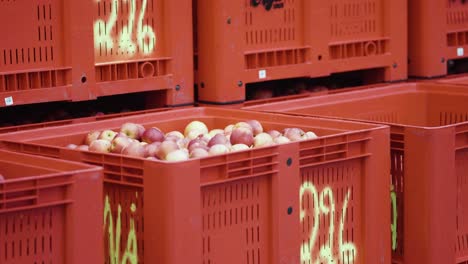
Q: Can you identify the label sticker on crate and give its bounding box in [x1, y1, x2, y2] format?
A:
[4, 96, 13, 106]
[458, 47, 464, 57]
[259, 70, 267, 79]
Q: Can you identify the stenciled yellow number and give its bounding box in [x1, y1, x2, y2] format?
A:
[94, 0, 156, 56]
[300, 182, 357, 264]
[104, 195, 139, 264]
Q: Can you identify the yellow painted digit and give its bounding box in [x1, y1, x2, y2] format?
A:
[137, 0, 156, 55]
[300, 183, 357, 264]
[339, 190, 356, 264]
[390, 186, 398, 251]
[104, 195, 139, 264]
[300, 182, 319, 263]
[94, 0, 118, 52]
[318, 188, 335, 263]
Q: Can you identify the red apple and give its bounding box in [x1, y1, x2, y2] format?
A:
[122, 141, 146, 158]
[184, 121, 208, 137]
[234, 122, 253, 131]
[224, 124, 235, 135]
[99, 130, 117, 142]
[246, 120, 263, 135]
[166, 131, 184, 140]
[267, 130, 282, 139]
[231, 144, 250, 152]
[208, 134, 229, 148]
[89, 139, 111, 153]
[165, 149, 189, 162]
[208, 129, 224, 138]
[85, 131, 101, 145]
[120, 123, 141, 139]
[190, 148, 209, 159]
[145, 142, 162, 157]
[66, 144, 78, 149]
[156, 140, 180, 160]
[188, 137, 209, 152]
[230, 127, 254, 146]
[254, 133, 274, 147]
[274, 136, 290, 144]
[303, 131, 318, 140]
[146, 156, 159, 161]
[284, 128, 305, 141]
[141, 127, 165, 143]
[111, 135, 132, 153]
[209, 144, 230, 155]
[77, 145, 90, 151]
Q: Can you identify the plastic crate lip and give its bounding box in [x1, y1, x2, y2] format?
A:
[244, 45, 312, 55]
[94, 56, 173, 66]
[328, 36, 391, 46]
[246, 82, 468, 129]
[0, 149, 102, 178]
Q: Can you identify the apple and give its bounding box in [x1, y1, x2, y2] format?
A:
[234, 122, 253, 131]
[303, 131, 318, 140]
[246, 120, 263, 135]
[224, 124, 235, 135]
[188, 137, 209, 152]
[122, 141, 146, 158]
[284, 128, 305, 141]
[111, 135, 132, 153]
[0, 174, 4, 182]
[146, 157, 159, 161]
[254, 133, 274, 147]
[66, 144, 78, 149]
[274, 136, 290, 144]
[208, 129, 224, 138]
[89, 139, 112, 153]
[166, 149, 190, 162]
[187, 129, 206, 140]
[99, 130, 117, 142]
[184, 121, 209, 137]
[85, 131, 101, 145]
[141, 127, 165, 143]
[156, 140, 180, 160]
[77, 145, 90, 151]
[145, 142, 161, 157]
[190, 148, 209, 158]
[208, 134, 229, 148]
[267, 130, 282, 139]
[166, 131, 184, 140]
[209, 144, 230, 155]
[231, 144, 250, 152]
[120, 123, 141, 139]
[230, 127, 254, 146]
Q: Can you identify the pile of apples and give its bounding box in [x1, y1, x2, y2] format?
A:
[67, 120, 318, 162]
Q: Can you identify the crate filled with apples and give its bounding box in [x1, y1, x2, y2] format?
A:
[69, 120, 318, 161]
[0, 107, 390, 264]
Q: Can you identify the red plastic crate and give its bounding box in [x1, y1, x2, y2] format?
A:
[436, 72, 468, 86]
[0, 0, 193, 107]
[246, 82, 468, 264]
[0, 107, 390, 264]
[409, 0, 468, 77]
[195, 0, 407, 104]
[0, 149, 103, 263]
